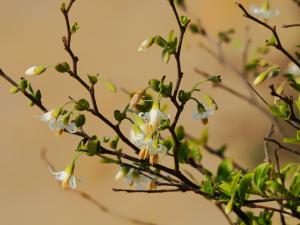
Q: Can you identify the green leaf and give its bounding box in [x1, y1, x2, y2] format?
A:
[178, 90, 191, 103]
[19, 78, 28, 92]
[114, 110, 125, 122]
[35, 90, 42, 102]
[109, 135, 120, 150]
[269, 103, 291, 120]
[201, 176, 214, 196]
[155, 36, 167, 48]
[74, 99, 90, 111]
[87, 138, 100, 156]
[218, 182, 232, 196]
[253, 163, 273, 193]
[162, 48, 171, 63]
[88, 74, 98, 86]
[74, 114, 86, 127]
[104, 80, 117, 93]
[266, 35, 277, 46]
[178, 142, 189, 163]
[238, 172, 253, 201]
[217, 159, 233, 182]
[175, 125, 185, 141]
[71, 22, 80, 34]
[55, 62, 70, 73]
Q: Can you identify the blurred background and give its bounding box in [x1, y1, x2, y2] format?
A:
[0, 0, 299, 224]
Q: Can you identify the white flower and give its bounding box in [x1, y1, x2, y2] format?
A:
[25, 65, 47, 76]
[115, 167, 130, 181]
[138, 37, 154, 53]
[138, 136, 167, 165]
[38, 109, 77, 135]
[193, 104, 216, 124]
[49, 165, 77, 189]
[124, 168, 150, 190]
[250, 3, 279, 20]
[287, 62, 300, 76]
[147, 101, 169, 132]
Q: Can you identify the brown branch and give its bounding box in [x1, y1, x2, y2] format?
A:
[282, 23, 300, 28]
[168, 0, 190, 172]
[264, 124, 274, 163]
[264, 138, 300, 156]
[243, 203, 297, 218]
[112, 188, 185, 193]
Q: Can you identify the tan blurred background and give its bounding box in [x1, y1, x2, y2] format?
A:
[0, 0, 299, 224]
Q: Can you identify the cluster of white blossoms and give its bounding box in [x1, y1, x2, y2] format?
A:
[130, 101, 169, 165]
[250, 1, 279, 20]
[38, 108, 77, 135]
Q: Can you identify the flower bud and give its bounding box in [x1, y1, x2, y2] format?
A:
[25, 65, 47, 76]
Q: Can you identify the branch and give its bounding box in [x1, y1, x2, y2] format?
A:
[236, 2, 300, 68]
[112, 188, 185, 193]
[264, 138, 300, 156]
[168, 0, 190, 172]
[264, 124, 274, 163]
[282, 23, 300, 28]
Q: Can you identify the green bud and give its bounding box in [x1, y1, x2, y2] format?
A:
[207, 75, 222, 84]
[109, 135, 120, 150]
[180, 15, 190, 27]
[60, 2, 66, 12]
[74, 114, 86, 127]
[178, 90, 191, 103]
[162, 49, 171, 63]
[55, 62, 70, 73]
[74, 99, 90, 111]
[88, 75, 98, 86]
[87, 138, 100, 156]
[10, 86, 19, 94]
[149, 79, 160, 92]
[19, 78, 28, 92]
[71, 22, 80, 34]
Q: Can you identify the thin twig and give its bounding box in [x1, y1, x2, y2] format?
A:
[112, 188, 185, 193]
[282, 23, 300, 28]
[264, 124, 274, 163]
[264, 138, 300, 156]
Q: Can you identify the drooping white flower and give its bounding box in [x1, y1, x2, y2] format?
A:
[250, 2, 279, 20]
[25, 65, 47, 76]
[147, 101, 169, 132]
[138, 136, 167, 165]
[124, 168, 150, 190]
[38, 109, 77, 135]
[115, 167, 130, 181]
[49, 163, 77, 189]
[193, 103, 216, 125]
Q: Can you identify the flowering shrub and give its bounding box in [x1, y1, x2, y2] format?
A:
[1, 0, 300, 224]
